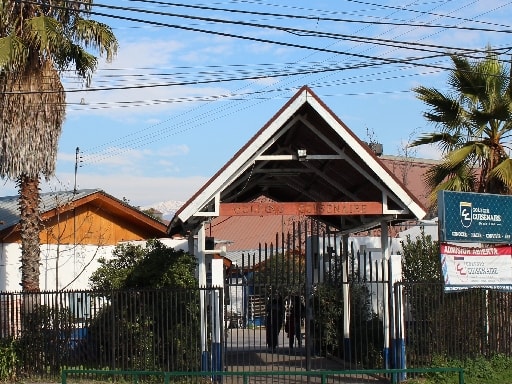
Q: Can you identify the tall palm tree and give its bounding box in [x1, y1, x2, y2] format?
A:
[0, 1, 117, 292]
[411, 49, 512, 208]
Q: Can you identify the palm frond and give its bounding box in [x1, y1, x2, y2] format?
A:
[24, 16, 64, 54]
[73, 19, 118, 63]
[477, 50, 508, 100]
[410, 132, 464, 154]
[445, 144, 477, 167]
[413, 86, 466, 130]
[488, 159, 512, 189]
[427, 171, 476, 208]
[472, 101, 512, 127]
[0, 35, 28, 72]
[449, 55, 480, 99]
[424, 160, 476, 206]
[414, 48, 512, 197]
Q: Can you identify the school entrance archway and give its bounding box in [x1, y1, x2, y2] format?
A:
[168, 86, 426, 374]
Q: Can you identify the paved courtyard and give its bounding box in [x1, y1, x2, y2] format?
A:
[223, 328, 388, 383]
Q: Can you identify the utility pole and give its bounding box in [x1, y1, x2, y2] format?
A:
[74, 147, 79, 194]
[73, 147, 79, 276]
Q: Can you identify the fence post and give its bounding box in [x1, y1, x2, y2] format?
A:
[342, 234, 351, 361]
[197, 224, 210, 371]
[394, 281, 407, 382]
[382, 259, 390, 370]
[211, 261, 224, 378]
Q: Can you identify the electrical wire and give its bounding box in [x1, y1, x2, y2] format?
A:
[10, 0, 512, 169]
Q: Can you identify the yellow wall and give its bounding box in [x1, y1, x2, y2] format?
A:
[5, 203, 164, 245]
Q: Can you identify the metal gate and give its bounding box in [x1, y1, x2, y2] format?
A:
[222, 219, 393, 374]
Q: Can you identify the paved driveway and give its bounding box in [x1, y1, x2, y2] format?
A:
[223, 328, 388, 383]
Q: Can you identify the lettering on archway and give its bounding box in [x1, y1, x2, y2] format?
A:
[219, 201, 382, 216]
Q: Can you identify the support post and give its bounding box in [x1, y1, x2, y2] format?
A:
[381, 221, 392, 371]
[342, 234, 351, 362]
[197, 224, 209, 371]
[211, 259, 224, 380]
[394, 280, 407, 382]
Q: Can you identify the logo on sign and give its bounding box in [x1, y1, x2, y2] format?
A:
[460, 201, 472, 228]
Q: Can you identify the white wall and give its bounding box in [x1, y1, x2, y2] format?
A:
[0, 243, 115, 291]
[0, 237, 189, 292]
[40, 244, 115, 291]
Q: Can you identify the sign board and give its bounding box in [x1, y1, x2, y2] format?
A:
[219, 201, 382, 216]
[440, 243, 512, 291]
[438, 190, 512, 244]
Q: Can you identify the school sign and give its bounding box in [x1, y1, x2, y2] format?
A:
[438, 190, 512, 244]
[438, 191, 512, 290]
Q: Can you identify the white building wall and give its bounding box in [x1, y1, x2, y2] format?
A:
[0, 243, 116, 292]
[40, 244, 116, 291]
[0, 238, 189, 292]
[0, 243, 22, 291]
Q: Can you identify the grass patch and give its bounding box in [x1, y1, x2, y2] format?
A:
[402, 354, 512, 384]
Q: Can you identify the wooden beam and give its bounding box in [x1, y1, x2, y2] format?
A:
[219, 201, 382, 216]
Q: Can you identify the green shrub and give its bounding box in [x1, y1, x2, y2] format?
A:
[415, 354, 512, 384]
[0, 338, 18, 381]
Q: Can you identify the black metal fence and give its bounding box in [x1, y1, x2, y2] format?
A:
[0, 288, 211, 379]
[398, 283, 512, 366]
[1, 283, 512, 380]
[222, 221, 394, 373]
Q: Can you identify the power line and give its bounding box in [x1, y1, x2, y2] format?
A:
[7, 18, 505, 96]
[10, 0, 510, 98]
[76, 1, 512, 163]
[125, 0, 512, 31]
[11, 0, 512, 170]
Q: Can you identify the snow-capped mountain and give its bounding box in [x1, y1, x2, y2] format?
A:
[141, 200, 184, 220]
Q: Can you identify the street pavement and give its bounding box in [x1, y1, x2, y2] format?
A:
[223, 328, 388, 383]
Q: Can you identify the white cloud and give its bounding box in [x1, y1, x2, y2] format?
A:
[72, 173, 208, 206]
[415, 145, 443, 160]
[63, 36, 234, 120]
[82, 147, 150, 168]
[105, 39, 184, 68]
[1, 172, 208, 207]
[156, 144, 189, 157]
[76, 144, 189, 171]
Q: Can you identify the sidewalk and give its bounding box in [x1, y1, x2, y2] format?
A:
[224, 328, 387, 383]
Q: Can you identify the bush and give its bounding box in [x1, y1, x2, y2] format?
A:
[15, 303, 75, 375]
[311, 278, 383, 367]
[82, 289, 201, 371]
[0, 338, 17, 381]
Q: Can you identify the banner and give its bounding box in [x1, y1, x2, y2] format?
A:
[440, 243, 512, 291]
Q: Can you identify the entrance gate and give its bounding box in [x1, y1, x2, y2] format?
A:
[222, 219, 394, 373]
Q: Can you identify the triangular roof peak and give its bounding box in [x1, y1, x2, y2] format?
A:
[169, 86, 426, 235]
[0, 189, 168, 237]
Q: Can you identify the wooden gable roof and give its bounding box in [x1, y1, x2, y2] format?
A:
[169, 86, 426, 236]
[0, 189, 168, 245]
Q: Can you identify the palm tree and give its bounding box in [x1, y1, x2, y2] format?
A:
[0, 1, 117, 292]
[411, 49, 512, 208]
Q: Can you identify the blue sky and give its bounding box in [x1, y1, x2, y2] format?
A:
[3, 0, 512, 206]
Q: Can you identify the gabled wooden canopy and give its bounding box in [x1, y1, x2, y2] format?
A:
[0, 189, 168, 244]
[168, 86, 426, 236]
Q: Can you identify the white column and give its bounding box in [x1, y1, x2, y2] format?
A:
[197, 224, 209, 370]
[342, 234, 351, 359]
[381, 221, 392, 369]
[211, 259, 224, 373]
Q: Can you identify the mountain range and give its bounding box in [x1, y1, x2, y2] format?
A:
[141, 200, 185, 220]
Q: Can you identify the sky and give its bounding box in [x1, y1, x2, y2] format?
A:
[3, 0, 512, 207]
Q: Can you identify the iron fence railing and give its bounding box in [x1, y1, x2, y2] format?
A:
[397, 283, 512, 367]
[1, 283, 512, 381]
[0, 288, 211, 379]
[61, 367, 465, 384]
